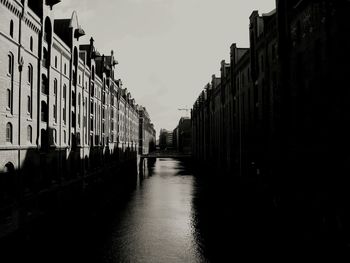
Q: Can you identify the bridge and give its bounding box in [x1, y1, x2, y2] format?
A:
[138, 151, 192, 176]
[140, 151, 192, 159]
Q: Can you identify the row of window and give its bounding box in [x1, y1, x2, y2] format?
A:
[5, 122, 69, 145]
[5, 123, 32, 144]
[9, 20, 34, 52]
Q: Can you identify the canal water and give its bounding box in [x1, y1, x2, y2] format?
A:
[1, 158, 282, 262]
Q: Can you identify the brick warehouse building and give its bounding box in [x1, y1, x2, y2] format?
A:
[192, 0, 350, 243]
[0, 0, 155, 238]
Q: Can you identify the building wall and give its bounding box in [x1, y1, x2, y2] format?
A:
[190, 5, 277, 176]
[0, 0, 153, 238]
[192, 2, 350, 235]
[138, 107, 156, 155]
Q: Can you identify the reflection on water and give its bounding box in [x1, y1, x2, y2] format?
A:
[0, 158, 243, 262]
[103, 159, 201, 263]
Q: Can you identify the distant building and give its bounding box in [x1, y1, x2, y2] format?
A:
[159, 129, 173, 150]
[173, 117, 191, 153]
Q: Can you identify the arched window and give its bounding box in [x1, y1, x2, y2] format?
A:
[44, 17, 52, 44]
[10, 20, 14, 38]
[27, 125, 32, 143]
[6, 123, 12, 143]
[30, 36, 33, 51]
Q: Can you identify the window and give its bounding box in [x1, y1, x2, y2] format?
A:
[63, 84, 66, 99]
[43, 48, 49, 68]
[41, 74, 48, 94]
[6, 123, 12, 143]
[30, 36, 33, 51]
[53, 129, 57, 144]
[8, 53, 13, 75]
[28, 65, 33, 117]
[27, 125, 32, 143]
[64, 64, 66, 75]
[41, 101, 48, 122]
[64, 130, 66, 143]
[63, 85, 67, 123]
[28, 64, 32, 84]
[55, 56, 57, 68]
[54, 79, 58, 122]
[10, 20, 14, 38]
[7, 89, 11, 109]
[27, 96, 31, 114]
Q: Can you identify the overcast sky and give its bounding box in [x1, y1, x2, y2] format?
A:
[55, 0, 275, 134]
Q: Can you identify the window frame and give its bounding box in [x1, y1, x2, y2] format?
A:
[6, 123, 13, 143]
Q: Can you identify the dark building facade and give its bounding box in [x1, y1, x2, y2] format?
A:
[192, 0, 350, 241]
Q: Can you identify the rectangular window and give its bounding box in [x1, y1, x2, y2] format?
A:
[53, 104, 57, 121]
[7, 89, 11, 109]
[63, 108, 66, 123]
[27, 96, 31, 114]
[8, 54, 13, 75]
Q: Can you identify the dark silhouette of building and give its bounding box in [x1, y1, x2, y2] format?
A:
[173, 117, 191, 154]
[192, 0, 350, 245]
[159, 129, 173, 150]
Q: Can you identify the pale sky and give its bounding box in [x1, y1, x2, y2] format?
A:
[54, 0, 276, 134]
